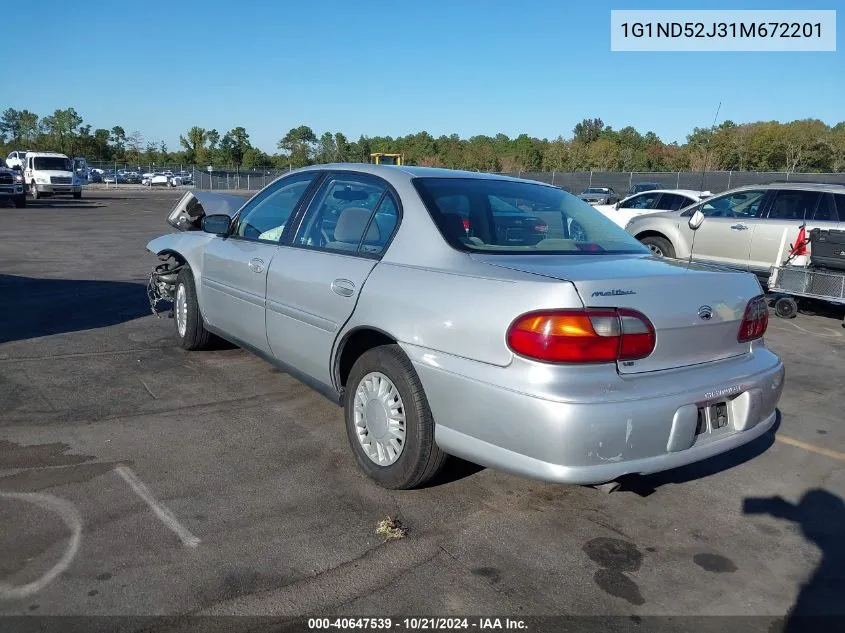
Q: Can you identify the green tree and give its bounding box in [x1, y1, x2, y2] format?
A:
[573, 118, 606, 144]
[179, 126, 208, 164]
[41, 108, 83, 154]
[219, 126, 251, 166]
[277, 125, 317, 167]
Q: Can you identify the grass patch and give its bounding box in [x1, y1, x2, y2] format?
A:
[376, 516, 407, 540]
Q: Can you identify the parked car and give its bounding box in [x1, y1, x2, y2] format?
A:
[178, 170, 193, 185]
[143, 172, 174, 186]
[0, 158, 26, 207]
[5, 150, 27, 170]
[103, 172, 125, 184]
[146, 165, 784, 490]
[627, 182, 665, 196]
[625, 182, 845, 274]
[578, 187, 619, 205]
[124, 171, 143, 184]
[595, 189, 711, 227]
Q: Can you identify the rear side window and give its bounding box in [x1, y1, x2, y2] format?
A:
[656, 193, 692, 211]
[767, 190, 821, 221]
[812, 193, 839, 222]
[831, 194, 845, 222]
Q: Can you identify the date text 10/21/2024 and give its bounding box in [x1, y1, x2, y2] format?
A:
[307, 618, 529, 630]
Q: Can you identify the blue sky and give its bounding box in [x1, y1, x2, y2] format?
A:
[3, 0, 842, 152]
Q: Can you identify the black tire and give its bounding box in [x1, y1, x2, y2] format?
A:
[13, 195, 25, 208]
[174, 268, 213, 350]
[774, 296, 798, 319]
[640, 235, 675, 258]
[30, 182, 39, 200]
[72, 191, 82, 199]
[344, 344, 448, 490]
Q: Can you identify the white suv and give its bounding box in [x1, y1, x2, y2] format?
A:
[24, 152, 85, 199]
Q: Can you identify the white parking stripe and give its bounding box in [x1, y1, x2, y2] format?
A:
[0, 492, 83, 599]
[114, 466, 200, 548]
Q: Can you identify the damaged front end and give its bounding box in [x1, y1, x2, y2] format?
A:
[147, 190, 249, 317]
[147, 253, 185, 317]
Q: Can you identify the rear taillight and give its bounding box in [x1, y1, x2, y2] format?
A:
[462, 218, 471, 233]
[506, 309, 656, 363]
[738, 295, 768, 342]
[534, 222, 548, 232]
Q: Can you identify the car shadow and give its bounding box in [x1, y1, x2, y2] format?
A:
[616, 411, 781, 497]
[0, 274, 152, 344]
[744, 488, 845, 631]
[21, 199, 106, 209]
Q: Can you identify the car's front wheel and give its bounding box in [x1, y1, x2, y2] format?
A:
[345, 345, 447, 490]
[30, 182, 39, 200]
[174, 268, 214, 350]
[640, 235, 675, 258]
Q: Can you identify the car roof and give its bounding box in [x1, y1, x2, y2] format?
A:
[724, 182, 845, 194]
[27, 151, 69, 157]
[629, 189, 707, 197]
[293, 163, 554, 186]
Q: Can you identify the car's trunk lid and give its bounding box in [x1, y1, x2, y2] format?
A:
[471, 253, 762, 374]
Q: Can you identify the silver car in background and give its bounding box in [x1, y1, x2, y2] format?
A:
[146, 165, 784, 490]
[626, 182, 845, 274]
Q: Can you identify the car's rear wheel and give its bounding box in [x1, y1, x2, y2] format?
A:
[344, 345, 447, 490]
[640, 235, 675, 258]
[174, 268, 214, 350]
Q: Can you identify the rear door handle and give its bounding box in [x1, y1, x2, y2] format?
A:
[331, 278, 355, 297]
[730, 224, 748, 231]
[248, 258, 265, 273]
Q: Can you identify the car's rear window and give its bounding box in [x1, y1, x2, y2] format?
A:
[413, 177, 649, 255]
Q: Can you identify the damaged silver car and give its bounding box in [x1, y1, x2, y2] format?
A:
[146, 165, 784, 490]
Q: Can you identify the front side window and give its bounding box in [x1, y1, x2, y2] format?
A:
[235, 172, 317, 242]
[767, 190, 821, 221]
[620, 192, 659, 209]
[294, 173, 392, 254]
[699, 190, 767, 218]
[413, 177, 648, 255]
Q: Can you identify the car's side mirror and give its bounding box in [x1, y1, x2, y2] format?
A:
[202, 214, 232, 236]
[688, 210, 705, 231]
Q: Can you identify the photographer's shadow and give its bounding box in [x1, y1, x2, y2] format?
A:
[744, 490, 845, 631]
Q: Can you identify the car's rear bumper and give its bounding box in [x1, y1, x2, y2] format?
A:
[406, 344, 784, 485]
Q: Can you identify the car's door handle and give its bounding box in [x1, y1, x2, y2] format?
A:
[248, 258, 265, 273]
[331, 278, 355, 297]
[730, 223, 748, 231]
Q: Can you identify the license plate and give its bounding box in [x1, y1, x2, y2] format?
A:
[695, 401, 729, 435]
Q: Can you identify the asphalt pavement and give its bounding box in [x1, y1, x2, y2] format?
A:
[0, 189, 843, 631]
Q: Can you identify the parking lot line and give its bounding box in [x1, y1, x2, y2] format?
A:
[114, 466, 201, 548]
[776, 434, 845, 461]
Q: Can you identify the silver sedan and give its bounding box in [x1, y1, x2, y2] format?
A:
[146, 165, 784, 490]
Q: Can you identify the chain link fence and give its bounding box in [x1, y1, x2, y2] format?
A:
[499, 170, 845, 195]
[85, 163, 845, 194]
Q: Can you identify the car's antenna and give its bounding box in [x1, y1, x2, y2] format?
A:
[698, 101, 722, 192]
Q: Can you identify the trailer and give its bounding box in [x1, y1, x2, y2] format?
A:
[766, 225, 845, 325]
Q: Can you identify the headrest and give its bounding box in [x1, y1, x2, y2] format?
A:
[334, 207, 380, 243]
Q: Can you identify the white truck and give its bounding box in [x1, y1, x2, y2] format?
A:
[23, 151, 85, 199]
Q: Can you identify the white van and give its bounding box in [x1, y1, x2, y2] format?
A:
[24, 152, 85, 199]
